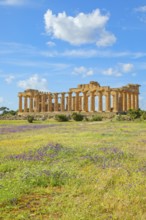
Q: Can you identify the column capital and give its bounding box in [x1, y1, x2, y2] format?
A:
[54, 93, 58, 98]
[90, 90, 95, 94]
[98, 91, 103, 95]
[105, 90, 111, 97]
[61, 92, 66, 96]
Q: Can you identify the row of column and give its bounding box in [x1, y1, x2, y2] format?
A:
[18, 91, 139, 113]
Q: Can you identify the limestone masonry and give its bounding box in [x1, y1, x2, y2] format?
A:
[18, 81, 140, 115]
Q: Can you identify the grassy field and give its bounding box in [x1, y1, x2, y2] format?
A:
[0, 120, 146, 220]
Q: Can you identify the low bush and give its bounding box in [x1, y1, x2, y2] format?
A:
[91, 115, 102, 121]
[84, 116, 89, 121]
[72, 112, 84, 121]
[141, 111, 146, 120]
[55, 114, 69, 122]
[127, 109, 142, 120]
[27, 115, 34, 123]
[126, 109, 146, 121]
[115, 114, 131, 121]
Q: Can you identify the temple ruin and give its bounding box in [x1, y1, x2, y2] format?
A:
[18, 81, 140, 115]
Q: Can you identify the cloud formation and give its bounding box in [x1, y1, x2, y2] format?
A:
[135, 6, 146, 12]
[44, 9, 116, 47]
[17, 74, 48, 91]
[102, 68, 122, 77]
[134, 6, 146, 23]
[73, 66, 94, 77]
[46, 41, 56, 47]
[0, 97, 4, 104]
[102, 63, 134, 77]
[120, 63, 134, 73]
[0, 0, 25, 6]
[5, 75, 15, 84]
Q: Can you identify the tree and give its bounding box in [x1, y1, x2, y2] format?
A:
[0, 106, 17, 116]
[0, 106, 9, 112]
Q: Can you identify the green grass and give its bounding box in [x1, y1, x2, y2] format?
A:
[0, 120, 146, 219]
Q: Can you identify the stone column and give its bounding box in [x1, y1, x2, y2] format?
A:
[65, 97, 68, 111]
[18, 95, 22, 112]
[113, 91, 118, 112]
[83, 91, 87, 112]
[29, 96, 33, 112]
[118, 91, 123, 112]
[106, 91, 111, 112]
[79, 96, 82, 111]
[68, 92, 72, 111]
[41, 94, 45, 112]
[24, 96, 28, 112]
[122, 92, 127, 112]
[98, 91, 102, 112]
[54, 93, 59, 111]
[90, 91, 95, 112]
[33, 97, 36, 111]
[127, 93, 131, 110]
[48, 94, 52, 112]
[61, 93, 65, 111]
[34, 95, 39, 112]
[75, 92, 79, 111]
[131, 93, 135, 110]
[72, 96, 75, 111]
[135, 93, 139, 110]
[44, 94, 47, 112]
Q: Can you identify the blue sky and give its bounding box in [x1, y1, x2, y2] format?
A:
[0, 0, 146, 110]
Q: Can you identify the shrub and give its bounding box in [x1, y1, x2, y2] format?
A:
[127, 109, 142, 120]
[55, 114, 69, 122]
[72, 112, 84, 121]
[40, 115, 48, 121]
[141, 111, 146, 120]
[91, 115, 102, 121]
[0, 106, 17, 116]
[115, 114, 131, 121]
[27, 115, 34, 123]
[84, 116, 89, 121]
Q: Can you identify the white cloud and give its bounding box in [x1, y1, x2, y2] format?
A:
[73, 66, 94, 77]
[46, 41, 56, 47]
[44, 9, 116, 47]
[40, 49, 146, 59]
[0, 0, 25, 6]
[102, 68, 122, 77]
[135, 6, 146, 12]
[102, 63, 134, 77]
[120, 63, 134, 73]
[62, 49, 98, 58]
[1, 41, 146, 60]
[134, 6, 146, 23]
[5, 75, 15, 84]
[17, 74, 48, 91]
[0, 97, 4, 104]
[95, 31, 116, 47]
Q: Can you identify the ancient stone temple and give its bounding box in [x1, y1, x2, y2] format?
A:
[18, 81, 140, 115]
